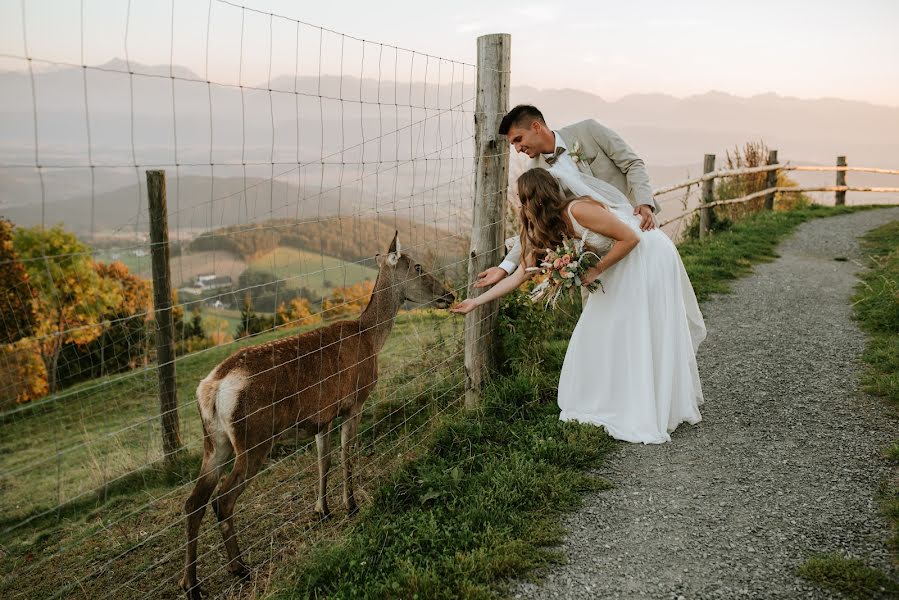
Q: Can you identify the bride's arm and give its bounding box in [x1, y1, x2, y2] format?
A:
[570, 201, 640, 282]
[450, 262, 531, 314]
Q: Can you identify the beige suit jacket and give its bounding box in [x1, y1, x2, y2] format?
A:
[500, 119, 658, 271]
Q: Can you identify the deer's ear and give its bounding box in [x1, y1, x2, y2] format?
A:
[388, 230, 401, 255]
[376, 252, 399, 268]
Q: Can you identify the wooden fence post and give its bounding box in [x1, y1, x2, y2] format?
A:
[835, 156, 847, 206]
[764, 150, 778, 210]
[147, 170, 182, 460]
[464, 33, 511, 409]
[700, 154, 715, 238]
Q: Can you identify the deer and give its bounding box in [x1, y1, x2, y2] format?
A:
[179, 232, 455, 599]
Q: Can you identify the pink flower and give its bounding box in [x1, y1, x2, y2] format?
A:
[553, 258, 563, 269]
[561, 255, 571, 266]
[561, 269, 575, 279]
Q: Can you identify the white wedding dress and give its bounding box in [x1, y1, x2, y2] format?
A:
[556, 200, 706, 444]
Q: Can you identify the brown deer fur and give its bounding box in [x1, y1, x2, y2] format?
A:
[179, 232, 454, 598]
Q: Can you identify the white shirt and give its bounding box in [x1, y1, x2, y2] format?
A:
[499, 131, 575, 274]
[544, 131, 580, 175]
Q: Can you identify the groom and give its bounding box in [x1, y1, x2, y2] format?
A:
[474, 104, 659, 289]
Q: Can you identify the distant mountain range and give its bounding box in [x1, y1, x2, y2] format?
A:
[511, 86, 899, 167]
[2, 60, 897, 232]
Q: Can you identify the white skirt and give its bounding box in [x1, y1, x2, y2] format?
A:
[557, 217, 706, 444]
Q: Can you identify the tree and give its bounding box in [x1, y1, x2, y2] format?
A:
[235, 292, 274, 338]
[187, 306, 205, 339]
[56, 260, 152, 385]
[276, 297, 321, 329]
[321, 281, 375, 321]
[13, 226, 118, 393]
[0, 218, 37, 344]
[0, 339, 48, 408]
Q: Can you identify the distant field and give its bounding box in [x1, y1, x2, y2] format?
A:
[247, 246, 378, 297]
[94, 245, 377, 299]
[95, 248, 248, 289]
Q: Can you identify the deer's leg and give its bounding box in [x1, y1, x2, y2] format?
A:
[211, 442, 268, 578]
[314, 424, 333, 519]
[341, 406, 364, 516]
[181, 432, 231, 599]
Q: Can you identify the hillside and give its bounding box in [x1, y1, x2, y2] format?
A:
[246, 246, 377, 297]
[188, 214, 469, 266]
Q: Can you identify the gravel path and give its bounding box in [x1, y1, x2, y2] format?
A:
[515, 208, 899, 599]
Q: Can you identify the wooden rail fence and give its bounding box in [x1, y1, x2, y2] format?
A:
[654, 156, 899, 231]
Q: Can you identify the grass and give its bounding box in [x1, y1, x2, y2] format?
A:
[798, 217, 899, 598]
[855, 219, 899, 568]
[0, 309, 462, 599]
[4, 204, 894, 599]
[247, 246, 378, 296]
[798, 555, 899, 599]
[267, 342, 614, 600]
[265, 205, 895, 598]
[854, 221, 899, 405]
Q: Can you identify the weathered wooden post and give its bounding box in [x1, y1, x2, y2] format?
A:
[700, 154, 715, 238]
[147, 169, 182, 459]
[464, 33, 511, 409]
[835, 156, 847, 206]
[764, 149, 779, 211]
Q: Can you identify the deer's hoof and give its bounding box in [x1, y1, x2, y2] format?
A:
[178, 573, 204, 600]
[181, 581, 205, 600]
[228, 560, 251, 579]
[314, 505, 332, 521]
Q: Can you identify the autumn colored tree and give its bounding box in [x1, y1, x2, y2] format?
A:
[202, 315, 233, 346]
[0, 339, 48, 408]
[275, 297, 322, 329]
[0, 218, 46, 408]
[57, 260, 152, 385]
[0, 218, 37, 344]
[13, 226, 118, 393]
[321, 281, 375, 320]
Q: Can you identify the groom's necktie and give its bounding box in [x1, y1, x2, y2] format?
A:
[544, 146, 566, 166]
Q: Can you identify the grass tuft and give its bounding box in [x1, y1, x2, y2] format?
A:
[798, 554, 899, 599]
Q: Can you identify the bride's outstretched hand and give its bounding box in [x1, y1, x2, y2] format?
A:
[450, 298, 479, 315]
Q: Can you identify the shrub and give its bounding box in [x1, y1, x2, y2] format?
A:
[322, 281, 375, 320]
[0, 338, 48, 409]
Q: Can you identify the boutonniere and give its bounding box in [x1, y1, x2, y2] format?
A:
[570, 140, 588, 163]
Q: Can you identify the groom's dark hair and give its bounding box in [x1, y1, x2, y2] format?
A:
[498, 105, 546, 135]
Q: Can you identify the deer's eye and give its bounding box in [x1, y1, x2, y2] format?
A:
[414, 264, 423, 274]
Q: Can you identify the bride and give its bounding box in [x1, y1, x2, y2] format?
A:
[451, 167, 706, 444]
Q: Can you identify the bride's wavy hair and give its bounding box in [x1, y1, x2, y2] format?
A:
[517, 168, 573, 264]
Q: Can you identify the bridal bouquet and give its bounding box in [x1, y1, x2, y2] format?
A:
[525, 236, 604, 309]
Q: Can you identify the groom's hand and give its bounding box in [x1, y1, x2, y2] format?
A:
[634, 204, 656, 231]
[474, 266, 508, 288]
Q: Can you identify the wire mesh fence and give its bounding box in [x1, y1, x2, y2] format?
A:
[0, 2, 493, 597]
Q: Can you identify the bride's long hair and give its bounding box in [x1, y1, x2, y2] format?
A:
[517, 168, 574, 265]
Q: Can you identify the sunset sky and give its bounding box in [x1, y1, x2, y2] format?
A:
[1, 0, 897, 106]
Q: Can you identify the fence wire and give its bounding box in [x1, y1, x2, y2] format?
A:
[0, 2, 510, 598]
